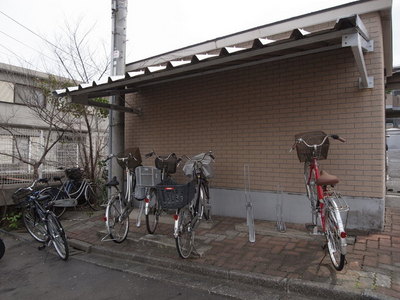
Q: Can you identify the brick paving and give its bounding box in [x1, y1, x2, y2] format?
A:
[63, 205, 400, 299]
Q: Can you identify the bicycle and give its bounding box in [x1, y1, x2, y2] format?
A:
[291, 131, 348, 271]
[0, 237, 4, 259]
[143, 151, 179, 234]
[41, 167, 99, 218]
[156, 151, 214, 259]
[0, 181, 7, 227]
[103, 148, 143, 243]
[14, 179, 69, 260]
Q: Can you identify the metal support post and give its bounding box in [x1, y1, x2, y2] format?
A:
[109, 0, 127, 191]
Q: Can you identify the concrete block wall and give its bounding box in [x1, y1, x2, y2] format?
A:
[125, 13, 386, 229]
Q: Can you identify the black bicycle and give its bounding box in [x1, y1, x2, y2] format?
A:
[156, 151, 214, 259]
[0, 237, 4, 259]
[144, 151, 179, 234]
[14, 180, 69, 260]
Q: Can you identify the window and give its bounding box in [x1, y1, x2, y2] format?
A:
[14, 84, 45, 106]
[0, 81, 14, 103]
[0, 135, 13, 163]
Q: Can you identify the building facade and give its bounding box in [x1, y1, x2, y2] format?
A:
[57, 0, 394, 230]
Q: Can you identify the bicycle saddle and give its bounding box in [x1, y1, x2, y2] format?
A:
[316, 170, 339, 186]
[106, 176, 119, 187]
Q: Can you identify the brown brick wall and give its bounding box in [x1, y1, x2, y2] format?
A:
[125, 13, 385, 199]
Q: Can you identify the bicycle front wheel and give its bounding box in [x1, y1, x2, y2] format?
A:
[0, 238, 4, 259]
[199, 183, 210, 220]
[145, 188, 159, 234]
[46, 212, 69, 260]
[84, 183, 102, 210]
[0, 186, 7, 227]
[22, 205, 47, 243]
[175, 207, 194, 259]
[304, 162, 318, 225]
[105, 195, 129, 243]
[324, 203, 346, 271]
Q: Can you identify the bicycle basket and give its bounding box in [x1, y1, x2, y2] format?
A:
[155, 154, 178, 174]
[183, 153, 214, 179]
[295, 131, 330, 162]
[135, 166, 162, 187]
[117, 147, 142, 170]
[156, 181, 195, 210]
[12, 187, 32, 203]
[65, 168, 83, 180]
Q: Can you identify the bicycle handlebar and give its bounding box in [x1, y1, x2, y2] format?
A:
[290, 134, 346, 152]
[103, 152, 138, 163]
[179, 151, 215, 164]
[145, 150, 176, 161]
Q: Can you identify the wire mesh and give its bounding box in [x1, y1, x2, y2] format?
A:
[0, 127, 90, 185]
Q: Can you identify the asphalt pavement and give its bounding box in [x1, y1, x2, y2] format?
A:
[1, 195, 400, 300]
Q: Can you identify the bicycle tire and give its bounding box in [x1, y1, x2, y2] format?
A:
[304, 162, 318, 224]
[145, 188, 159, 234]
[0, 238, 4, 259]
[199, 183, 210, 220]
[0, 186, 7, 227]
[84, 183, 101, 210]
[39, 187, 67, 218]
[175, 207, 194, 259]
[324, 199, 346, 271]
[105, 195, 129, 243]
[22, 205, 47, 243]
[46, 212, 69, 260]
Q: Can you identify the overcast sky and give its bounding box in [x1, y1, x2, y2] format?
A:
[0, 0, 398, 77]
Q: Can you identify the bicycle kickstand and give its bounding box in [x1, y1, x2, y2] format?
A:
[191, 244, 201, 258]
[318, 243, 328, 266]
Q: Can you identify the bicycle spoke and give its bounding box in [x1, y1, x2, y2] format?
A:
[47, 213, 69, 260]
[175, 207, 194, 259]
[106, 196, 129, 243]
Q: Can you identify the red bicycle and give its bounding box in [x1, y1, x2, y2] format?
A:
[291, 131, 349, 271]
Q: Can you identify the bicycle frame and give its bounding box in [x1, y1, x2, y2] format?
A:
[50, 178, 88, 207]
[306, 158, 327, 232]
[173, 153, 212, 238]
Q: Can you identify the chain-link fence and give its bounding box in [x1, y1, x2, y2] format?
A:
[0, 127, 84, 185]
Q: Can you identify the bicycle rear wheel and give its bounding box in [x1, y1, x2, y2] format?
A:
[46, 212, 69, 260]
[105, 195, 129, 243]
[145, 188, 159, 234]
[175, 207, 194, 259]
[22, 205, 47, 243]
[324, 199, 346, 271]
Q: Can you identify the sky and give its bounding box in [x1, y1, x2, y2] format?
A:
[0, 0, 399, 78]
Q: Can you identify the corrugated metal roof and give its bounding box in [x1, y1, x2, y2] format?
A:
[53, 14, 376, 112]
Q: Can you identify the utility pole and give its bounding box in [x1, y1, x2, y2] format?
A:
[109, 0, 127, 187]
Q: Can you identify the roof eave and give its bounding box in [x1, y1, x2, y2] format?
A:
[126, 0, 392, 71]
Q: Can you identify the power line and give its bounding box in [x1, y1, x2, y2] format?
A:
[0, 9, 106, 74]
[0, 9, 65, 54]
[0, 30, 59, 64]
[0, 44, 37, 69]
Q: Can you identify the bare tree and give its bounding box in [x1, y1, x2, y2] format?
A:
[51, 20, 111, 182]
[0, 20, 110, 183]
[0, 73, 76, 179]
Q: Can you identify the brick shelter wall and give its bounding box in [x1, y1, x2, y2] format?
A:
[125, 12, 386, 200]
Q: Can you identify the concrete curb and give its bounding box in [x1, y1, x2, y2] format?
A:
[68, 237, 397, 300]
